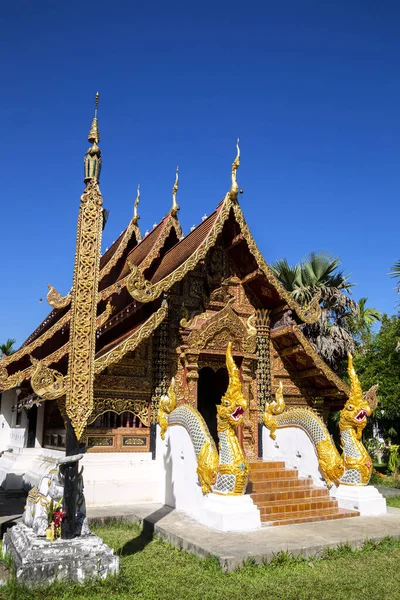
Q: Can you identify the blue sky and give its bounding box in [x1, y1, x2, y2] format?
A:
[1, 1, 399, 347]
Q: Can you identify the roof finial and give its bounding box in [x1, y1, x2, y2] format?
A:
[171, 166, 180, 217]
[229, 138, 240, 201]
[84, 92, 102, 182]
[88, 92, 100, 143]
[133, 184, 140, 224]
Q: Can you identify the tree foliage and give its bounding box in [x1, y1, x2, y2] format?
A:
[0, 338, 16, 357]
[354, 315, 400, 442]
[272, 252, 358, 372]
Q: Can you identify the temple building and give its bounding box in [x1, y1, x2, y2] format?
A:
[0, 106, 352, 517]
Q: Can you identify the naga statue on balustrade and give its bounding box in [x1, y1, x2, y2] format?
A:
[158, 342, 250, 495]
[263, 354, 378, 487]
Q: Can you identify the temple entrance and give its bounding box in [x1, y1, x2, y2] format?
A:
[26, 405, 38, 448]
[197, 367, 229, 445]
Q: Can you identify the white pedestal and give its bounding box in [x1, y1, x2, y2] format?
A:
[332, 485, 387, 516]
[197, 494, 261, 532]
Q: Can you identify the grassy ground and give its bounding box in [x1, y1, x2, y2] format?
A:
[2, 511, 400, 600]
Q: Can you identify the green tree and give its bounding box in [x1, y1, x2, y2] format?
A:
[271, 252, 358, 372]
[346, 297, 382, 348]
[0, 338, 16, 357]
[390, 260, 400, 301]
[354, 315, 400, 442]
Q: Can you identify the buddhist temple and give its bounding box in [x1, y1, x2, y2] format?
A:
[2, 100, 383, 528]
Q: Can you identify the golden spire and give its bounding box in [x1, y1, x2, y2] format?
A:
[88, 92, 100, 143]
[133, 184, 140, 224]
[229, 138, 240, 201]
[171, 166, 180, 217]
[84, 92, 102, 183]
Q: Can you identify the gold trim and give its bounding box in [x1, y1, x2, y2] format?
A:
[99, 217, 142, 279]
[46, 284, 71, 309]
[87, 398, 149, 427]
[140, 216, 182, 272]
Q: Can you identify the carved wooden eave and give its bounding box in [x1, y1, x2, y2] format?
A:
[0, 303, 168, 395]
[271, 324, 350, 398]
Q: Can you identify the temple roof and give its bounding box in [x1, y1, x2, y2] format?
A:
[0, 190, 342, 403]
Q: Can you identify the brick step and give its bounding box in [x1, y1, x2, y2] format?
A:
[250, 468, 299, 481]
[258, 499, 338, 516]
[263, 508, 360, 527]
[250, 487, 330, 504]
[248, 478, 313, 492]
[261, 505, 347, 522]
[248, 461, 286, 471]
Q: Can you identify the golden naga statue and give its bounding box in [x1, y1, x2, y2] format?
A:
[263, 354, 377, 487]
[158, 342, 250, 495]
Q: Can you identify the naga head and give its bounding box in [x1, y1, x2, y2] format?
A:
[216, 342, 247, 430]
[340, 354, 372, 434]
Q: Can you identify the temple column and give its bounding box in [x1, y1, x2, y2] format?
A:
[241, 357, 257, 459]
[150, 317, 169, 457]
[185, 352, 199, 408]
[255, 309, 271, 458]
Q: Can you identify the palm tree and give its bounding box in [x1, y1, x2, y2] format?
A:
[390, 260, 400, 294]
[0, 338, 16, 357]
[271, 252, 358, 372]
[346, 297, 382, 348]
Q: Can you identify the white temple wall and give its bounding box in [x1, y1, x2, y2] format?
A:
[157, 424, 204, 517]
[262, 425, 327, 488]
[0, 390, 14, 450]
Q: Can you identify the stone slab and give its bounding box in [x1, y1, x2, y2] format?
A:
[87, 503, 400, 571]
[3, 523, 119, 585]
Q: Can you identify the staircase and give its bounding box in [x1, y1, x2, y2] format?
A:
[249, 460, 359, 526]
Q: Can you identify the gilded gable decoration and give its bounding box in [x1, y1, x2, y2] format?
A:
[30, 357, 66, 400]
[46, 284, 72, 309]
[187, 303, 256, 354]
[126, 262, 152, 302]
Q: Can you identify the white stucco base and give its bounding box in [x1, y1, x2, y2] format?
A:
[262, 425, 327, 488]
[159, 424, 260, 531]
[331, 484, 387, 516]
[199, 493, 261, 531]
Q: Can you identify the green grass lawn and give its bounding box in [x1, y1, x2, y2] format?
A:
[2, 504, 400, 600]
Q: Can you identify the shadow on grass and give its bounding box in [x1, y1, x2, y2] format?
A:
[120, 505, 175, 557]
